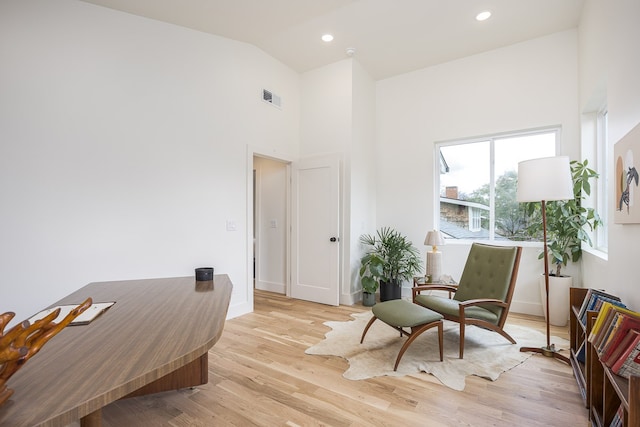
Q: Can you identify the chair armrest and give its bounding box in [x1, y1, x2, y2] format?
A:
[412, 284, 458, 297]
[457, 298, 509, 322]
[459, 298, 508, 309]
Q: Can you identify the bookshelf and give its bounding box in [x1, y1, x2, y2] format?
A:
[570, 287, 595, 406]
[569, 287, 640, 427]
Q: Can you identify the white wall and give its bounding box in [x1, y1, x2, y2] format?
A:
[579, 0, 640, 311]
[375, 30, 580, 315]
[0, 0, 300, 324]
[300, 60, 352, 157]
[349, 60, 377, 299]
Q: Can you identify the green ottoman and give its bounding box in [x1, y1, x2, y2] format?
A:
[360, 299, 444, 371]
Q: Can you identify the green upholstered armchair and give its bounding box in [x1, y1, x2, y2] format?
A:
[412, 243, 522, 358]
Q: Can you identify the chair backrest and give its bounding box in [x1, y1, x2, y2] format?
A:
[453, 243, 522, 323]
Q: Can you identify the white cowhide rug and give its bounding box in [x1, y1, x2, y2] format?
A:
[305, 310, 569, 391]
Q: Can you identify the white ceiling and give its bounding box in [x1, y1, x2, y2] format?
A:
[80, 0, 585, 80]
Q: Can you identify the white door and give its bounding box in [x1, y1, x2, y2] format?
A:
[291, 154, 340, 306]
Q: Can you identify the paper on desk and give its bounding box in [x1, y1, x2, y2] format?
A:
[28, 302, 115, 326]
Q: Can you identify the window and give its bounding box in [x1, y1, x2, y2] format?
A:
[595, 109, 608, 252]
[469, 207, 482, 232]
[436, 128, 558, 241]
[579, 107, 608, 255]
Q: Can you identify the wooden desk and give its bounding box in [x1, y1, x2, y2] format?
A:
[0, 275, 232, 427]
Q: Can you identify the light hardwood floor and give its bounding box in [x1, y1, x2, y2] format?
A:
[93, 290, 589, 426]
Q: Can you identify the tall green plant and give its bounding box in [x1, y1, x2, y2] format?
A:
[524, 159, 602, 276]
[359, 227, 422, 288]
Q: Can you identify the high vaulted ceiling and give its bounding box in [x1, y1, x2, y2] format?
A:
[80, 0, 585, 80]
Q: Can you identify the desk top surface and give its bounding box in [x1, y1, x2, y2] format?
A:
[0, 275, 233, 427]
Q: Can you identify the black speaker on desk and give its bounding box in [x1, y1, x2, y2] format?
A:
[195, 267, 214, 281]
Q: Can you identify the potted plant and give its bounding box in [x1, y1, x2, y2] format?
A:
[359, 227, 422, 302]
[359, 253, 383, 306]
[524, 159, 603, 325]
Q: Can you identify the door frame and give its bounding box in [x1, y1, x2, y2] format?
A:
[252, 154, 291, 295]
[247, 146, 294, 310]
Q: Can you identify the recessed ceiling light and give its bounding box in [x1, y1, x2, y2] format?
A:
[321, 34, 334, 42]
[476, 11, 492, 21]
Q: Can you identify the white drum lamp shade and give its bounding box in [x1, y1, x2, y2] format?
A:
[517, 156, 573, 203]
[424, 230, 445, 281]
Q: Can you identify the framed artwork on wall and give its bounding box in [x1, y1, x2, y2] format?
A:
[614, 121, 640, 224]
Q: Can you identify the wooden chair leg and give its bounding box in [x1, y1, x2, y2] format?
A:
[492, 327, 516, 345]
[437, 321, 443, 361]
[393, 320, 443, 371]
[459, 323, 465, 359]
[360, 316, 378, 344]
[458, 321, 517, 358]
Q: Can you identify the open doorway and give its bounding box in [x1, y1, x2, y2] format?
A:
[253, 155, 289, 294]
[249, 150, 341, 307]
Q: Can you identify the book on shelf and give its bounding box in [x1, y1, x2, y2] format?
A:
[587, 300, 632, 345]
[604, 329, 640, 368]
[611, 334, 640, 378]
[587, 302, 640, 377]
[594, 306, 622, 351]
[576, 340, 586, 363]
[609, 404, 624, 427]
[597, 310, 640, 360]
[579, 289, 624, 328]
[28, 301, 116, 326]
[600, 329, 640, 367]
[597, 310, 633, 358]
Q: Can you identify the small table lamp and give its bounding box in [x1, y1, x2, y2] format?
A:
[424, 230, 445, 282]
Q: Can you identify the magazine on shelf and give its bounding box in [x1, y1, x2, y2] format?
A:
[578, 289, 624, 327]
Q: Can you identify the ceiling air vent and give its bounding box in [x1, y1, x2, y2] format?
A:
[262, 89, 281, 109]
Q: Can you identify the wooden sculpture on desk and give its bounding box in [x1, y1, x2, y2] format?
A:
[0, 297, 92, 406]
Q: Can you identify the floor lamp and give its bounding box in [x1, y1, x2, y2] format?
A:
[517, 156, 573, 364]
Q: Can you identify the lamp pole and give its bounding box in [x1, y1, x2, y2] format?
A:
[519, 199, 569, 363]
[517, 156, 574, 364]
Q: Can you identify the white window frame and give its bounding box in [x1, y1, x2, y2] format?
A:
[469, 207, 482, 232]
[579, 107, 608, 258]
[595, 108, 608, 253]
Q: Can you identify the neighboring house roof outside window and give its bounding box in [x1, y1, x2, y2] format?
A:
[439, 197, 508, 241]
[440, 197, 489, 212]
[440, 219, 490, 240]
[439, 220, 508, 241]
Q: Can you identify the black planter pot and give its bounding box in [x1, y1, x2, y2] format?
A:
[380, 280, 401, 301]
